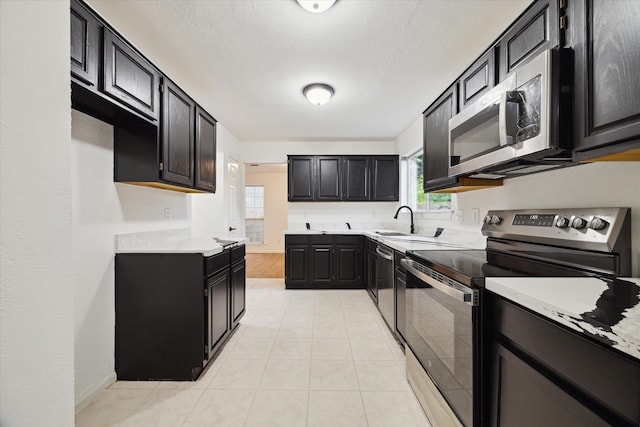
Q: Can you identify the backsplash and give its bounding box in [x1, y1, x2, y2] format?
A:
[288, 202, 400, 232]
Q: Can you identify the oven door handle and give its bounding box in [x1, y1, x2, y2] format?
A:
[401, 258, 478, 306]
[376, 246, 394, 261]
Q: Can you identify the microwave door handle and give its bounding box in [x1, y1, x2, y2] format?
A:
[499, 91, 522, 146]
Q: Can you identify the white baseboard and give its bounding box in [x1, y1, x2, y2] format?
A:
[75, 372, 117, 414]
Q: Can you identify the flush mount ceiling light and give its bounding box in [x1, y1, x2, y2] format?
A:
[302, 83, 335, 106]
[296, 0, 337, 13]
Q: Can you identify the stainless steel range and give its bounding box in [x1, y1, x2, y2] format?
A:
[401, 207, 631, 427]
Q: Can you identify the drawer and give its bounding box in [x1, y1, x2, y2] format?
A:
[231, 245, 245, 265]
[285, 235, 308, 245]
[205, 250, 230, 277]
[309, 234, 333, 245]
[335, 235, 361, 245]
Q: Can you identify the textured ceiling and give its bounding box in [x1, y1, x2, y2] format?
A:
[87, 0, 531, 141]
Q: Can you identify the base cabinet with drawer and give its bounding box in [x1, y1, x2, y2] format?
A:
[285, 235, 364, 289]
[115, 245, 245, 381]
[485, 292, 639, 426]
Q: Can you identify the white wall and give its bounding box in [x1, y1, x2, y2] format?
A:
[241, 139, 397, 164]
[0, 1, 74, 425]
[395, 116, 640, 276]
[245, 170, 288, 253]
[190, 123, 245, 239]
[71, 111, 191, 409]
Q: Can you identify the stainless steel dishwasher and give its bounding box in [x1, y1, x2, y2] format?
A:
[375, 243, 394, 331]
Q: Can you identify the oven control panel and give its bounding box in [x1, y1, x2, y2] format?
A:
[481, 207, 630, 252]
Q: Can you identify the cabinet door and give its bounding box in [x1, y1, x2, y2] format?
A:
[335, 244, 362, 287]
[573, 0, 640, 159]
[367, 248, 378, 302]
[103, 29, 161, 120]
[316, 156, 342, 200]
[310, 245, 334, 285]
[370, 156, 399, 201]
[161, 80, 195, 187]
[195, 106, 217, 192]
[498, 0, 560, 80]
[70, 0, 100, 88]
[288, 156, 314, 201]
[208, 271, 229, 354]
[491, 344, 608, 427]
[285, 244, 308, 287]
[394, 268, 406, 341]
[231, 259, 246, 328]
[423, 84, 458, 191]
[342, 156, 370, 201]
[459, 48, 496, 110]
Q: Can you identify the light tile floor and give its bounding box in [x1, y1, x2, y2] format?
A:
[76, 278, 431, 427]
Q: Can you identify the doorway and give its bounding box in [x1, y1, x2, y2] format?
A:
[244, 163, 288, 278]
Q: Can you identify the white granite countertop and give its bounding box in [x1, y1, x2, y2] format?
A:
[284, 228, 486, 253]
[116, 229, 248, 257]
[486, 277, 640, 360]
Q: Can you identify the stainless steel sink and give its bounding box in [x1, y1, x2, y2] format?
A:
[375, 231, 409, 236]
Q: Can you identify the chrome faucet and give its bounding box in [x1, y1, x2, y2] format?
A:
[393, 205, 415, 234]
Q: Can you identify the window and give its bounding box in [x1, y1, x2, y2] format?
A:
[405, 150, 451, 211]
[245, 185, 264, 243]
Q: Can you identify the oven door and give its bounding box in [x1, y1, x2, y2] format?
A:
[449, 49, 551, 177]
[402, 258, 479, 427]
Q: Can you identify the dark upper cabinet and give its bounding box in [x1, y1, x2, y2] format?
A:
[288, 155, 398, 202]
[371, 156, 399, 201]
[423, 84, 459, 192]
[342, 156, 370, 201]
[459, 48, 496, 110]
[498, 0, 560, 81]
[316, 156, 342, 200]
[195, 106, 217, 192]
[103, 29, 161, 121]
[70, 0, 100, 88]
[161, 80, 195, 187]
[288, 156, 315, 201]
[572, 0, 640, 160]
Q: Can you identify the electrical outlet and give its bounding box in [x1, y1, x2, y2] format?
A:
[455, 209, 463, 223]
[472, 208, 480, 224]
[164, 208, 171, 220]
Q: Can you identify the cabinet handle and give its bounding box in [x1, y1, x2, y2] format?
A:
[229, 227, 236, 232]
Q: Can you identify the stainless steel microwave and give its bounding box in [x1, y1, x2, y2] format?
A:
[448, 48, 573, 178]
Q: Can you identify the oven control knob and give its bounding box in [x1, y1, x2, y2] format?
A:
[489, 215, 502, 225]
[588, 216, 608, 231]
[483, 215, 493, 224]
[554, 216, 569, 228]
[570, 216, 587, 229]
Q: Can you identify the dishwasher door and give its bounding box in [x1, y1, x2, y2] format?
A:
[376, 244, 395, 331]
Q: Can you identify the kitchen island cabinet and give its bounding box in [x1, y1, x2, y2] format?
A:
[115, 245, 245, 381]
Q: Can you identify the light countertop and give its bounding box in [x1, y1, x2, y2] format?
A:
[486, 277, 640, 360]
[115, 229, 248, 257]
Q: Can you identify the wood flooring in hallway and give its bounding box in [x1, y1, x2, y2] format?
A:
[246, 253, 285, 278]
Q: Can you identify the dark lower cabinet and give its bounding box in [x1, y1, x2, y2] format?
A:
[487, 292, 640, 426]
[285, 235, 363, 289]
[572, 0, 640, 160]
[207, 270, 229, 354]
[393, 250, 406, 341]
[491, 343, 608, 427]
[366, 238, 377, 303]
[115, 247, 245, 381]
